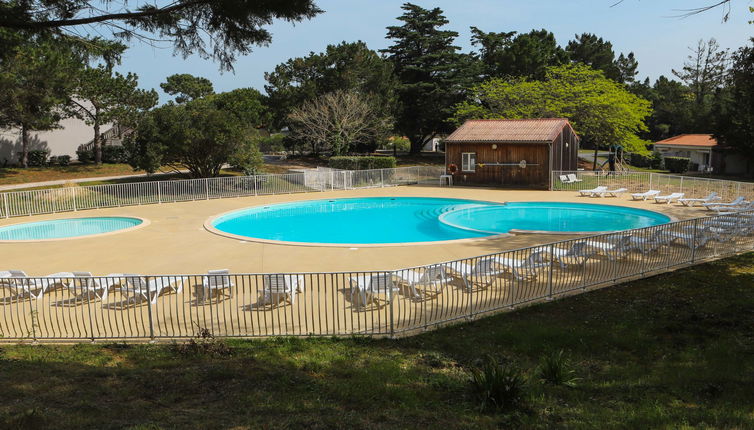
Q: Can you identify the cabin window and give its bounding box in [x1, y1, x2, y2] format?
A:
[461, 152, 476, 172]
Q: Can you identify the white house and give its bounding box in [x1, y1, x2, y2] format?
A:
[654, 134, 749, 175]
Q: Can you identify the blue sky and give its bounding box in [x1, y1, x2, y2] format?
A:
[115, 0, 753, 102]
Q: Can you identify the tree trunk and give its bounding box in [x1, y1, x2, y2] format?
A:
[21, 123, 29, 168]
[592, 146, 598, 171]
[409, 136, 423, 155]
[94, 110, 102, 165]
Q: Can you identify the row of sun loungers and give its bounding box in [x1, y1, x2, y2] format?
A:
[576, 186, 753, 211]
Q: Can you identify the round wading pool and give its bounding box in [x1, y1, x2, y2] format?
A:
[207, 198, 670, 246]
[0, 217, 146, 242]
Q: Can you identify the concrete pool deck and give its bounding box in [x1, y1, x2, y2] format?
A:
[0, 186, 709, 276]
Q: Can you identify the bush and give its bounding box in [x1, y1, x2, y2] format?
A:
[102, 145, 129, 164]
[47, 155, 71, 166]
[470, 355, 528, 412]
[689, 162, 699, 172]
[664, 156, 691, 173]
[19, 149, 50, 167]
[328, 156, 397, 170]
[256, 134, 285, 153]
[537, 350, 580, 387]
[76, 146, 93, 164]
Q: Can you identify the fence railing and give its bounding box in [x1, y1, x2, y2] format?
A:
[552, 170, 754, 202]
[2, 210, 753, 341]
[0, 166, 446, 219]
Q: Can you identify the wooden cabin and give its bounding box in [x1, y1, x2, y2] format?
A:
[444, 119, 579, 189]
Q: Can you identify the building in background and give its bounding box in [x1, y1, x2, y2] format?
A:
[653, 134, 749, 175]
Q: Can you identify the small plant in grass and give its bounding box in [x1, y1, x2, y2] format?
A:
[470, 355, 528, 413]
[537, 349, 580, 387]
[171, 327, 232, 357]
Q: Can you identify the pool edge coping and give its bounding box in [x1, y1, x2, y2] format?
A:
[0, 216, 151, 243]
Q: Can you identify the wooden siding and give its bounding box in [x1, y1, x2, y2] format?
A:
[446, 142, 550, 188]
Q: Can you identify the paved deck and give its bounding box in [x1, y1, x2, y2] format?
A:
[0, 186, 708, 276]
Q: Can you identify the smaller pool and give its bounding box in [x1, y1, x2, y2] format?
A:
[0, 217, 144, 241]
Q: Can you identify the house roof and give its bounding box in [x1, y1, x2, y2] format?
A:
[654, 134, 718, 148]
[445, 119, 574, 144]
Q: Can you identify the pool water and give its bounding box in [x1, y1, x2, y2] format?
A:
[0, 217, 143, 241]
[211, 198, 670, 245]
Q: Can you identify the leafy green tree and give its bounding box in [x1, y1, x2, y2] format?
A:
[454, 64, 653, 161]
[160, 74, 214, 104]
[494, 29, 568, 79]
[124, 88, 268, 178]
[0, 37, 81, 167]
[630, 76, 694, 140]
[264, 41, 396, 129]
[566, 33, 619, 79]
[382, 3, 478, 153]
[672, 38, 729, 128]
[0, 1, 322, 71]
[68, 65, 158, 164]
[713, 39, 754, 171]
[470, 27, 517, 79]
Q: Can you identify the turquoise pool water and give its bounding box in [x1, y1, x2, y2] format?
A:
[0, 217, 143, 241]
[211, 198, 670, 245]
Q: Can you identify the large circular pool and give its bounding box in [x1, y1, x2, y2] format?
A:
[0, 217, 145, 241]
[208, 198, 670, 245]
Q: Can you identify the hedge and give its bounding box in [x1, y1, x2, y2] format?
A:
[19, 149, 50, 167]
[328, 156, 397, 170]
[664, 156, 691, 174]
[628, 151, 663, 169]
[76, 145, 129, 164]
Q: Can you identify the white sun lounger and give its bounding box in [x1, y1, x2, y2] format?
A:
[549, 242, 595, 268]
[350, 273, 398, 307]
[118, 275, 184, 305]
[585, 235, 633, 260]
[654, 192, 685, 204]
[442, 257, 505, 289]
[1, 270, 73, 300]
[394, 265, 451, 299]
[593, 188, 628, 198]
[631, 190, 661, 201]
[678, 192, 720, 207]
[258, 274, 305, 306]
[709, 202, 754, 215]
[579, 186, 608, 197]
[200, 269, 234, 303]
[493, 251, 550, 280]
[703, 196, 747, 210]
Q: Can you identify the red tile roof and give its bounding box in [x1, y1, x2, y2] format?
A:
[445, 119, 574, 143]
[654, 134, 718, 147]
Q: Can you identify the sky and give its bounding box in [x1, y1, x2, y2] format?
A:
[113, 0, 753, 102]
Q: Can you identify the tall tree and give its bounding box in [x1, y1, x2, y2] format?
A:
[0, 1, 322, 71]
[494, 29, 568, 79]
[615, 52, 639, 83]
[0, 37, 81, 167]
[68, 65, 158, 164]
[713, 39, 754, 173]
[264, 41, 396, 129]
[470, 26, 517, 79]
[454, 64, 652, 159]
[160, 74, 214, 104]
[566, 33, 619, 79]
[672, 38, 729, 127]
[382, 3, 477, 153]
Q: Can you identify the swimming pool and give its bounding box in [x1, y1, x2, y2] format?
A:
[208, 197, 670, 245]
[0, 217, 145, 241]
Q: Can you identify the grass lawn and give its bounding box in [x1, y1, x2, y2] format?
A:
[0, 164, 147, 186]
[1, 253, 752, 429]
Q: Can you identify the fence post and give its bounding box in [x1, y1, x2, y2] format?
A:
[157, 181, 162, 204]
[3, 192, 8, 218]
[205, 178, 210, 200]
[380, 169, 384, 187]
[680, 176, 684, 194]
[388, 273, 395, 338]
[144, 276, 156, 341]
[253, 175, 258, 196]
[330, 171, 334, 191]
[547, 244, 554, 299]
[691, 218, 698, 264]
[649, 173, 653, 191]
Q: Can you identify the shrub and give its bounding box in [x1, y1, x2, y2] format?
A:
[47, 155, 58, 166]
[20, 149, 50, 167]
[664, 156, 691, 173]
[536, 350, 580, 387]
[689, 162, 699, 172]
[102, 145, 129, 164]
[328, 156, 397, 170]
[171, 327, 232, 357]
[47, 155, 71, 166]
[650, 151, 664, 169]
[470, 355, 528, 412]
[76, 146, 93, 164]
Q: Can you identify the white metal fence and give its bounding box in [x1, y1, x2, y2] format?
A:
[1, 210, 752, 341]
[0, 166, 445, 219]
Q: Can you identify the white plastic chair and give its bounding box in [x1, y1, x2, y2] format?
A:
[549, 242, 594, 268]
[1, 270, 73, 300]
[679, 192, 720, 207]
[579, 186, 608, 197]
[119, 275, 184, 305]
[200, 269, 234, 303]
[567, 174, 583, 183]
[349, 273, 398, 307]
[442, 257, 505, 289]
[394, 265, 451, 299]
[258, 274, 305, 306]
[494, 251, 550, 280]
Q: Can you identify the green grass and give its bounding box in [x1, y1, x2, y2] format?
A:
[1, 253, 753, 429]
